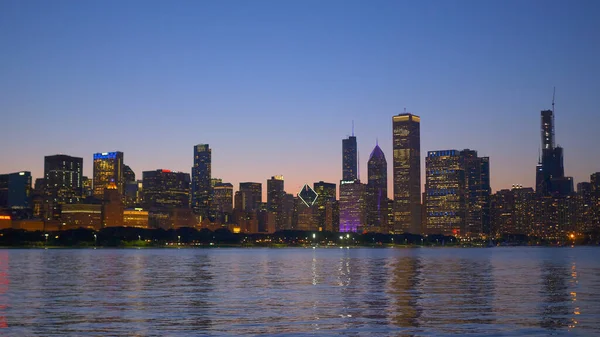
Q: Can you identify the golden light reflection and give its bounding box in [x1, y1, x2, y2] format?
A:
[569, 262, 579, 331]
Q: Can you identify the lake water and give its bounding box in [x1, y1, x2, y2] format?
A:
[0, 247, 599, 336]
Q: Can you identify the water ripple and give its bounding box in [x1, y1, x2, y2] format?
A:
[0, 247, 599, 336]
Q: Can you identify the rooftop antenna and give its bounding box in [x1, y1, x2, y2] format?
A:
[357, 148, 360, 182]
[552, 86, 556, 113]
[376, 137, 378, 146]
[352, 120, 354, 137]
[404, 107, 407, 113]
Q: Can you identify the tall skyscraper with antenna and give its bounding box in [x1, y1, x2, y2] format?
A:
[536, 89, 573, 196]
[340, 124, 365, 232]
[342, 123, 358, 181]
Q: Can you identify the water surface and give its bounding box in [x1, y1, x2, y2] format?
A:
[0, 247, 598, 336]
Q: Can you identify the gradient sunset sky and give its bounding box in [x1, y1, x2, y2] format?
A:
[1, 0, 599, 198]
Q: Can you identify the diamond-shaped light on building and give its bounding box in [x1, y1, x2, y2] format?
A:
[298, 184, 318, 207]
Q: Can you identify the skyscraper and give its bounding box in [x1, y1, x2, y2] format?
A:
[0, 171, 32, 210]
[142, 169, 191, 211]
[424, 150, 465, 236]
[236, 182, 262, 212]
[591, 172, 600, 227]
[44, 154, 83, 219]
[342, 135, 357, 181]
[192, 144, 211, 218]
[267, 176, 285, 231]
[424, 149, 491, 237]
[314, 181, 338, 232]
[392, 113, 421, 234]
[462, 150, 491, 236]
[93, 151, 124, 198]
[536, 96, 573, 197]
[143, 169, 191, 229]
[212, 182, 233, 223]
[366, 143, 388, 233]
[339, 180, 366, 233]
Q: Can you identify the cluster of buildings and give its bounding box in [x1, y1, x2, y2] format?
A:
[1, 103, 599, 239]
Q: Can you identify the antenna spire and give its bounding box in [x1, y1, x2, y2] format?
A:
[352, 120, 354, 137]
[552, 87, 555, 113]
[376, 138, 378, 146]
[357, 148, 360, 182]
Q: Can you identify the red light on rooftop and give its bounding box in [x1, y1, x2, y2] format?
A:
[161, 169, 171, 173]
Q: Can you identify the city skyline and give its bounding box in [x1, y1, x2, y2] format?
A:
[2, 1, 600, 198]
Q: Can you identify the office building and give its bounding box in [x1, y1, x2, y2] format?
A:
[93, 152, 124, 197]
[0, 171, 32, 210]
[366, 143, 388, 233]
[267, 176, 285, 231]
[392, 113, 421, 234]
[142, 169, 191, 210]
[212, 182, 233, 223]
[424, 150, 465, 236]
[462, 150, 491, 236]
[339, 180, 366, 233]
[192, 144, 211, 217]
[123, 208, 149, 228]
[61, 204, 102, 230]
[236, 182, 262, 212]
[102, 181, 124, 228]
[43, 154, 82, 219]
[314, 181, 338, 232]
[342, 135, 358, 181]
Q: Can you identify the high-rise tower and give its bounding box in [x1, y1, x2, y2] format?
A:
[44, 154, 83, 219]
[366, 142, 388, 233]
[192, 144, 211, 217]
[267, 176, 285, 231]
[536, 91, 573, 196]
[392, 113, 421, 234]
[93, 152, 123, 198]
[342, 135, 358, 181]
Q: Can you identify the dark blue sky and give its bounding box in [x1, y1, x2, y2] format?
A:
[1, 0, 599, 196]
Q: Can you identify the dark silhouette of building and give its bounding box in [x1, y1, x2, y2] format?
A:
[535, 98, 573, 196]
[93, 151, 124, 197]
[392, 113, 421, 234]
[192, 144, 211, 218]
[123, 165, 135, 183]
[366, 142, 388, 233]
[267, 176, 285, 231]
[592, 173, 600, 228]
[342, 135, 357, 181]
[44, 155, 83, 219]
[0, 171, 32, 210]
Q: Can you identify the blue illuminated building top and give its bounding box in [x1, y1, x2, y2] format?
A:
[427, 150, 458, 158]
[94, 152, 118, 160]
